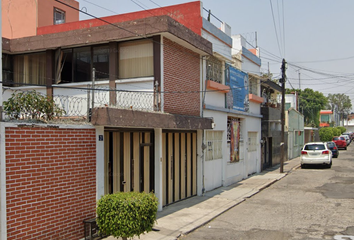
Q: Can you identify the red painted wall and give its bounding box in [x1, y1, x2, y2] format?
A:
[37, 1, 203, 36]
[163, 37, 200, 116]
[6, 126, 96, 240]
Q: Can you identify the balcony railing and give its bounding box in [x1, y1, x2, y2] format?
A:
[2, 86, 161, 122]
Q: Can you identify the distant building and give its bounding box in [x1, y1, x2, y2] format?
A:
[2, 0, 79, 39]
[320, 109, 340, 127]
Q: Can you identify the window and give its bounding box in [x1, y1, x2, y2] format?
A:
[248, 132, 257, 152]
[321, 114, 330, 122]
[119, 40, 153, 79]
[206, 56, 222, 83]
[206, 131, 223, 161]
[93, 46, 109, 80]
[57, 45, 110, 83]
[54, 8, 65, 25]
[2, 54, 13, 86]
[304, 144, 325, 150]
[74, 47, 91, 82]
[249, 75, 259, 96]
[13, 52, 47, 86]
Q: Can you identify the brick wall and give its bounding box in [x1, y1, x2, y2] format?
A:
[5, 126, 96, 240]
[163, 37, 201, 116]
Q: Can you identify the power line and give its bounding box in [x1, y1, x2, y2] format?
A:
[269, 0, 283, 57]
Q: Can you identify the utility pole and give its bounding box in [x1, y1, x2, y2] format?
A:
[280, 59, 287, 173]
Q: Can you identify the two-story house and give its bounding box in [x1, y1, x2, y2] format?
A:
[1, 1, 216, 239]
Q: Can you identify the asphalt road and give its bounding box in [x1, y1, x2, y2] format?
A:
[181, 143, 354, 240]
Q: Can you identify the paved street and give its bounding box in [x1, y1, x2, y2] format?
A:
[181, 144, 354, 240]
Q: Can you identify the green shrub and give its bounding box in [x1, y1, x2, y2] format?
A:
[319, 127, 333, 142]
[96, 192, 158, 239]
[336, 126, 346, 135]
[332, 127, 341, 137]
[3, 90, 65, 121]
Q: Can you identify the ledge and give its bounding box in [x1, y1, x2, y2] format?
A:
[91, 107, 213, 130]
[206, 80, 230, 93]
[249, 94, 264, 104]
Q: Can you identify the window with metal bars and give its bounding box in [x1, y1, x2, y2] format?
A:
[206, 56, 223, 84]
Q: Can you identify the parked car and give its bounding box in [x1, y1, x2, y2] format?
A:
[300, 142, 332, 168]
[333, 136, 347, 150]
[326, 141, 339, 158]
[340, 135, 350, 146]
[342, 132, 354, 141]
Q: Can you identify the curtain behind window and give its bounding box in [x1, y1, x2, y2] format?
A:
[119, 40, 153, 79]
[13, 53, 46, 86]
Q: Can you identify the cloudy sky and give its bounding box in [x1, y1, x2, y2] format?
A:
[74, 0, 354, 109]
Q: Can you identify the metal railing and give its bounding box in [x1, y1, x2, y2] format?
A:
[3, 87, 161, 122]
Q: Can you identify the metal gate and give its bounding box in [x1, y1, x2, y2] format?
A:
[104, 131, 154, 194]
[162, 131, 197, 206]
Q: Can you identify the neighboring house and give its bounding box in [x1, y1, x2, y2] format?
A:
[304, 127, 320, 143]
[260, 79, 283, 170]
[286, 108, 304, 159]
[320, 109, 340, 127]
[342, 113, 354, 131]
[2, 0, 79, 39]
[1, 1, 217, 239]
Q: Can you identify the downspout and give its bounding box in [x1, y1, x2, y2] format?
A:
[201, 56, 208, 195]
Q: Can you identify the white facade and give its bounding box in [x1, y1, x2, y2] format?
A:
[201, 19, 263, 192]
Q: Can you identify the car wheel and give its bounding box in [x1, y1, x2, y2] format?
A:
[327, 162, 332, 168]
[301, 164, 304, 169]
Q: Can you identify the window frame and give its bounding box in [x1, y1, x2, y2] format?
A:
[54, 8, 66, 25]
[205, 131, 223, 161]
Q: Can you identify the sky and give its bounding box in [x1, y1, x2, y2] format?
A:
[75, 0, 354, 111]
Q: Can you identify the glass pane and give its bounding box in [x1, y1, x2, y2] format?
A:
[93, 45, 109, 80]
[304, 144, 325, 150]
[119, 40, 153, 79]
[61, 49, 73, 83]
[74, 47, 91, 82]
[13, 52, 46, 86]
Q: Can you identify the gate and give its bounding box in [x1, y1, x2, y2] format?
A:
[162, 131, 197, 206]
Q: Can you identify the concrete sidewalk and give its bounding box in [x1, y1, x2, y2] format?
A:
[103, 157, 300, 240]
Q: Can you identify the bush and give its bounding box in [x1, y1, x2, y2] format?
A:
[333, 127, 341, 137]
[96, 192, 158, 239]
[3, 90, 65, 121]
[319, 127, 333, 142]
[336, 126, 346, 135]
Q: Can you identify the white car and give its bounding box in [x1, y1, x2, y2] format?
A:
[300, 142, 332, 168]
[340, 135, 350, 146]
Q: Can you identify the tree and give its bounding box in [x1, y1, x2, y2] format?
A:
[286, 88, 327, 127]
[327, 93, 352, 126]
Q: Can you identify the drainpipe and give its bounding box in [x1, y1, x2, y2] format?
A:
[201, 56, 207, 195]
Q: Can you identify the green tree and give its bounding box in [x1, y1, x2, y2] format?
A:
[327, 93, 352, 125]
[287, 88, 327, 127]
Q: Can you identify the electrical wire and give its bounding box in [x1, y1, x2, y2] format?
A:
[269, 0, 283, 57]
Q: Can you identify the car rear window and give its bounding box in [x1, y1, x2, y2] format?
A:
[327, 142, 335, 147]
[340, 137, 345, 140]
[304, 144, 325, 150]
[333, 137, 339, 140]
